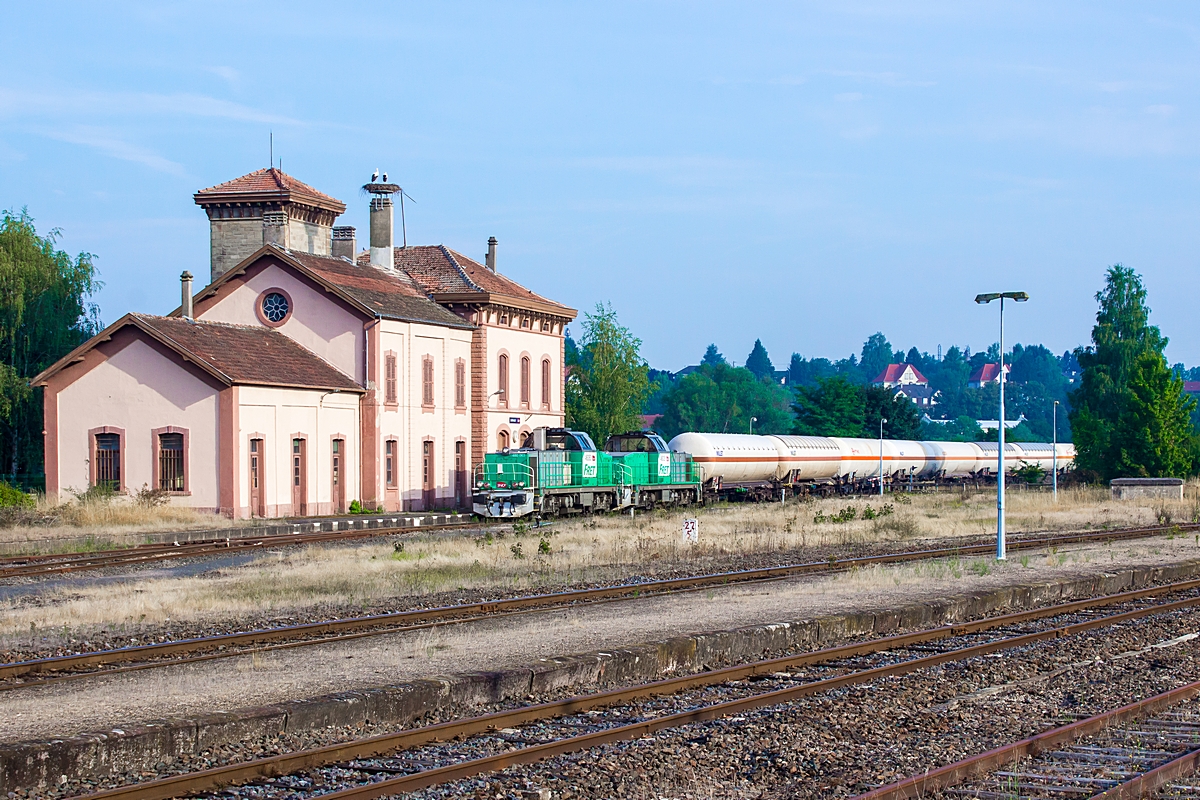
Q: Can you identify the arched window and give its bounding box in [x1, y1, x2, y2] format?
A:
[497, 354, 509, 407]
[520, 356, 531, 407]
[541, 359, 552, 410]
[498, 429, 510, 450]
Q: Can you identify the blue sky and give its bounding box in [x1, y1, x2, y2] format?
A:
[3, 3, 1200, 371]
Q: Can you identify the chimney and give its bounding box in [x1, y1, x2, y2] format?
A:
[332, 226, 357, 261]
[262, 211, 288, 248]
[485, 236, 498, 272]
[180, 271, 194, 320]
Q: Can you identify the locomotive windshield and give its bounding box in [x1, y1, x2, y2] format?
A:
[542, 429, 596, 451]
[604, 432, 669, 453]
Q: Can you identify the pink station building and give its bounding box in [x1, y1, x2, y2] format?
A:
[33, 168, 576, 518]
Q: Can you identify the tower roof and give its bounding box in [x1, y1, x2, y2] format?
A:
[194, 167, 346, 214]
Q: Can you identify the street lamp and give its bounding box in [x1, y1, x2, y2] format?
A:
[975, 291, 1029, 561]
[879, 417, 887, 497]
[1052, 400, 1060, 502]
[750, 416, 758, 435]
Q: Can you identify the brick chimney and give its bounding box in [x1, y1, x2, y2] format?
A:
[485, 236, 498, 272]
[332, 226, 357, 261]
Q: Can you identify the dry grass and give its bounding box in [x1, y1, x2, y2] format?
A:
[0, 493, 246, 554]
[5, 483, 1200, 640]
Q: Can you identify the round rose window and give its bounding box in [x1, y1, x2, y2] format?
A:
[261, 292, 289, 323]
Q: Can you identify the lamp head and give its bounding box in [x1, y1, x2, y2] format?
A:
[975, 291, 1029, 304]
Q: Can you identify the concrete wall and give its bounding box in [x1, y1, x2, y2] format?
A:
[53, 338, 221, 509]
[238, 386, 360, 517]
[198, 262, 364, 384]
[1112, 482, 1185, 501]
[375, 320, 473, 511]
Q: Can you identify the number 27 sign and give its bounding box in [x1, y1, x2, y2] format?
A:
[682, 518, 699, 543]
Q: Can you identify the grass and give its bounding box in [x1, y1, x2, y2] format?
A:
[5, 483, 1200, 640]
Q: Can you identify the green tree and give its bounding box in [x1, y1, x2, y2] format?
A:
[745, 339, 773, 380]
[863, 386, 923, 440]
[565, 303, 653, 445]
[859, 332, 894, 383]
[655, 363, 792, 439]
[793, 377, 865, 437]
[1070, 265, 1196, 480]
[701, 343, 726, 367]
[922, 415, 985, 442]
[0, 210, 101, 483]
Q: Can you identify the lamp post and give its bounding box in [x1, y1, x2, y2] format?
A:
[750, 416, 758, 435]
[975, 291, 1029, 561]
[879, 417, 887, 497]
[1052, 400, 1059, 502]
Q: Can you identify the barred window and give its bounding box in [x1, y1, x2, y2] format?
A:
[385, 353, 397, 404]
[158, 433, 185, 491]
[95, 433, 120, 489]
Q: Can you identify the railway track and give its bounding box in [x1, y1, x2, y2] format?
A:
[76, 575, 1200, 800]
[1, 522, 1190, 692]
[855, 681, 1200, 799]
[0, 519, 485, 580]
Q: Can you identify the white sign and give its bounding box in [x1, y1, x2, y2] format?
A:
[582, 451, 598, 478]
[657, 455, 672, 478]
[682, 518, 699, 543]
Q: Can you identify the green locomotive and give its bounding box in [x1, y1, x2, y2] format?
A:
[472, 427, 703, 518]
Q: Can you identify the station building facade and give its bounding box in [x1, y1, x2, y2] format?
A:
[34, 168, 576, 517]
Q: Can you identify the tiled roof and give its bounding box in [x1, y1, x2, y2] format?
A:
[357, 245, 574, 316]
[871, 363, 928, 385]
[131, 315, 361, 390]
[1184, 381, 1200, 394]
[969, 363, 1007, 383]
[894, 384, 939, 399]
[194, 168, 346, 213]
[281, 250, 472, 329]
[33, 314, 362, 392]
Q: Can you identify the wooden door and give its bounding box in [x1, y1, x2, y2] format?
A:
[454, 441, 466, 509]
[422, 439, 435, 510]
[249, 438, 265, 517]
[331, 438, 345, 514]
[291, 438, 307, 516]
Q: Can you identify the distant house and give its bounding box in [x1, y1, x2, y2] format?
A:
[893, 384, 940, 408]
[771, 369, 789, 386]
[871, 363, 928, 388]
[968, 363, 1010, 388]
[1184, 381, 1200, 397]
[641, 414, 662, 431]
[674, 365, 701, 379]
[977, 414, 1028, 431]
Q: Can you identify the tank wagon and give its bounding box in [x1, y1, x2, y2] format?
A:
[670, 432, 1075, 500]
[473, 427, 1074, 518]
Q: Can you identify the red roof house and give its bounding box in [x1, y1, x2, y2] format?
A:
[968, 363, 1010, 388]
[871, 363, 928, 388]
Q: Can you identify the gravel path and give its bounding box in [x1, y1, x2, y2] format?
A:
[3, 535, 1197, 744]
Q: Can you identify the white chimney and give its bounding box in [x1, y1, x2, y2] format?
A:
[180, 271, 194, 320]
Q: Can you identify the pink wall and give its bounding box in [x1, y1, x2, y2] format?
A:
[198, 263, 364, 384]
[54, 338, 221, 508]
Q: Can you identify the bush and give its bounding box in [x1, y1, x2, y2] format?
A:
[0, 481, 34, 508]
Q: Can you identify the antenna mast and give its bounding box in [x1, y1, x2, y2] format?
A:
[269, 132, 273, 168]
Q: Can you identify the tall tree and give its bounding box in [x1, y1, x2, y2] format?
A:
[565, 303, 653, 445]
[793, 377, 866, 437]
[863, 386, 923, 440]
[701, 343, 726, 367]
[745, 339, 773, 380]
[859, 332, 894, 382]
[0, 210, 101, 484]
[1070, 265, 1196, 480]
[654, 363, 793, 439]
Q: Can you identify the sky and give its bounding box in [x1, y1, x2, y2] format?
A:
[3, 2, 1200, 372]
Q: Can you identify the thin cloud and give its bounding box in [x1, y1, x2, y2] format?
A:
[822, 69, 936, 88]
[0, 88, 302, 126]
[204, 66, 241, 89]
[46, 126, 187, 176]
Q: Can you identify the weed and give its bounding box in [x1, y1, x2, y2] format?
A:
[969, 560, 991, 577]
[1019, 554, 1030, 568]
[538, 537, 551, 555]
[510, 542, 525, 559]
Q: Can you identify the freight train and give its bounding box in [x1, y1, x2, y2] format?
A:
[472, 427, 1074, 519]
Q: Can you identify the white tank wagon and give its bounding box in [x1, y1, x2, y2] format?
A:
[666, 431, 1075, 497]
